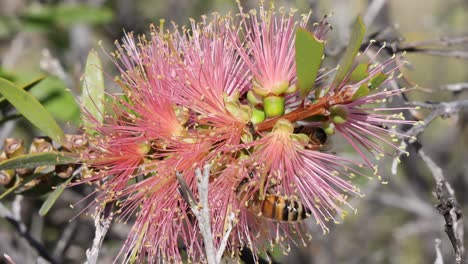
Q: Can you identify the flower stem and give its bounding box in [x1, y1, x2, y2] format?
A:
[255, 93, 348, 132]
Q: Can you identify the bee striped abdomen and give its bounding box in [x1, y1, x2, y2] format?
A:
[260, 195, 311, 222]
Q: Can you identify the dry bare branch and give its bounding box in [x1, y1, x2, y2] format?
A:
[419, 149, 465, 264]
[85, 208, 113, 264]
[176, 165, 236, 264]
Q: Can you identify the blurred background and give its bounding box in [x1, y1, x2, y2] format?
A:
[0, 0, 467, 263]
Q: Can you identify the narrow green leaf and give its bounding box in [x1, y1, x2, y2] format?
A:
[20, 75, 47, 91]
[368, 73, 388, 90]
[82, 49, 104, 128]
[39, 174, 75, 216]
[331, 16, 366, 89]
[20, 5, 113, 28]
[295, 28, 325, 99]
[352, 85, 370, 100]
[0, 78, 66, 144]
[349, 63, 369, 83]
[53, 5, 113, 26]
[0, 152, 78, 171]
[0, 75, 46, 105]
[0, 173, 45, 200]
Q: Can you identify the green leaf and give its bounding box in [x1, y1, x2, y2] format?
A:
[295, 28, 325, 99]
[82, 49, 105, 128]
[39, 174, 75, 216]
[0, 173, 45, 200]
[30, 77, 81, 124]
[20, 5, 113, 29]
[0, 77, 66, 144]
[352, 85, 370, 100]
[331, 16, 366, 89]
[368, 73, 388, 90]
[0, 75, 46, 105]
[53, 5, 113, 26]
[349, 63, 369, 83]
[0, 152, 78, 171]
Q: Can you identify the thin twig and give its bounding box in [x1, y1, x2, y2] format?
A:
[53, 220, 78, 261]
[441, 83, 468, 93]
[363, 0, 388, 27]
[84, 207, 113, 264]
[407, 100, 468, 118]
[391, 99, 468, 175]
[434, 238, 444, 264]
[177, 166, 216, 264]
[372, 35, 468, 60]
[216, 212, 235, 263]
[399, 36, 468, 49]
[176, 165, 236, 264]
[419, 149, 465, 264]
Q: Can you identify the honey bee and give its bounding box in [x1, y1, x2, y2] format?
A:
[258, 194, 312, 222]
[295, 125, 330, 150]
[237, 172, 311, 222]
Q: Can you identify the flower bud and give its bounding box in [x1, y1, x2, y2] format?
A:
[247, 90, 263, 106]
[263, 95, 285, 118]
[330, 105, 349, 125]
[323, 122, 335, 136]
[251, 107, 266, 124]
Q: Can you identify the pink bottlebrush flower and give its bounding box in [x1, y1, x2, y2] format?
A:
[77, 3, 414, 263]
[320, 45, 416, 169]
[80, 13, 254, 263]
[208, 119, 365, 259]
[233, 5, 311, 97]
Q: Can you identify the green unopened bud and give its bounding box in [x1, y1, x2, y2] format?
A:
[263, 95, 285, 118]
[323, 122, 335, 136]
[330, 105, 349, 125]
[251, 107, 266, 124]
[332, 115, 347, 124]
[247, 90, 263, 106]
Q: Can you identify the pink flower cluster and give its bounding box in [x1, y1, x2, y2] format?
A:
[80, 4, 414, 263]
